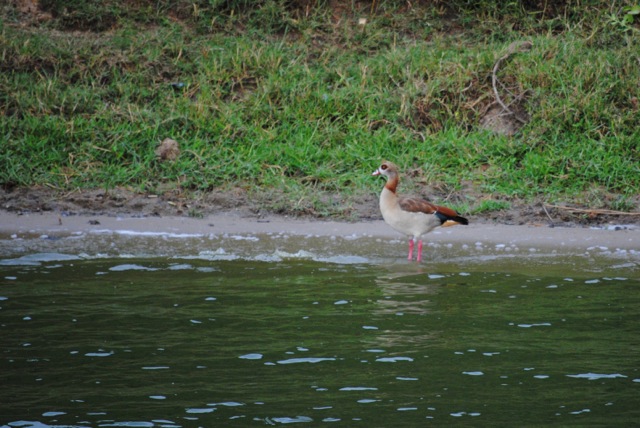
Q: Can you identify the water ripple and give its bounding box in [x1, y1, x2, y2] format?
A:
[375, 356, 413, 363]
[339, 386, 378, 391]
[277, 357, 336, 365]
[239, 353, 263, 360]
[566, 373, 627, 380]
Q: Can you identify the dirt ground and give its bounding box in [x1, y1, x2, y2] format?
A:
[1, 186, 638, 228]
[1, 187, 638, 262]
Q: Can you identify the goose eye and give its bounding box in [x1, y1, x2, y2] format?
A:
[381, 164, 388, 170]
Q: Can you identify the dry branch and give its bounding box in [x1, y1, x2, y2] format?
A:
[491, 41, 533, 124]
[545, 204, 640, 216]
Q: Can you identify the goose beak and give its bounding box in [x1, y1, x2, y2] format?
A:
[372, 169, 381, 176]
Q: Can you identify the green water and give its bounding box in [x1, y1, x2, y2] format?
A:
[1, 256, 639, 426]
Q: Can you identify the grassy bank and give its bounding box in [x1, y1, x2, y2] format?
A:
[1, 1, 639, 218]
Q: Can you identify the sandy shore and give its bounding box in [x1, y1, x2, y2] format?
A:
[1, 211, 638, 251]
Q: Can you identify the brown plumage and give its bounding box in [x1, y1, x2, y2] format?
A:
[372, 161, 468, 261]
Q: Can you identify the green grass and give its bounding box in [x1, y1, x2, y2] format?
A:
[1, 1, 639, 217]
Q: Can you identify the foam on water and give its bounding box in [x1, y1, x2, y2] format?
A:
[1, 227, 639, 273]
[109, 264, 160, 272]
[91, 229, 205, 239]
[0, 253, 82, 266]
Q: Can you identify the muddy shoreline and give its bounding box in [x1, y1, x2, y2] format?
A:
[2, 186, 639, 229]
[1, 187, 639, 263]
[1, 210, 638, 251]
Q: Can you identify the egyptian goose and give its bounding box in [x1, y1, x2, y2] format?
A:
[372, 161, 468, 262]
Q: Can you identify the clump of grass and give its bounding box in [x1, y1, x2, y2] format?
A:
[1, 1, 639, 218]
[472, 199, 511, 215]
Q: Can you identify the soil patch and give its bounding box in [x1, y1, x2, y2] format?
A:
[1, 186, 638, 228]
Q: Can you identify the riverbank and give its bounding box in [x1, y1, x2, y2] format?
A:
[3, 2, 639, 220]
[1, 210, 638, 252]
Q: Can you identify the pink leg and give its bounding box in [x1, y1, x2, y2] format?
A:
[416, 240, 423, 262]
[407, 239, 414, 261]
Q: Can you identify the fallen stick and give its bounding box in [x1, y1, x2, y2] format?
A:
[492, 40, 533, 124]
[545, 204, 640, 216]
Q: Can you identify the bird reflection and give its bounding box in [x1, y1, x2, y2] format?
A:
[373, 268, 442, 316]
[366, 268, 447, 348]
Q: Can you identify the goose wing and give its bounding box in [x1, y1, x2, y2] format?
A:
[398, 197, 469, 226]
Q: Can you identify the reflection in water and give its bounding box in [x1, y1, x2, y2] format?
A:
[374, 268, 442, 315]
[0, 255, 639, 426]
[370, 268, 445, 348]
